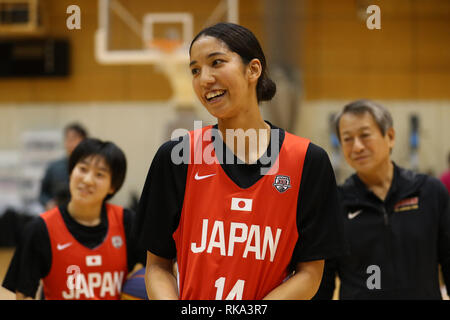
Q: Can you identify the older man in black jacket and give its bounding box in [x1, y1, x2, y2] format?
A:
[314, 99, 450, 299]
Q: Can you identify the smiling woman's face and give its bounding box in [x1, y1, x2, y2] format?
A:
[69, 155, 114, 207]
[189, 35, 256, 120]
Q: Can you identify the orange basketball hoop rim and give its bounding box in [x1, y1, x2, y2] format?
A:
[147, 38, 184, 54]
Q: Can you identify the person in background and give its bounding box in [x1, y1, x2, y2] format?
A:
[314, 99, 450, 300]
[39, 123, 88, 210]
[3, 138, 143, 299]
[139, 22, 344, 300]
[440, 152, 450, 194]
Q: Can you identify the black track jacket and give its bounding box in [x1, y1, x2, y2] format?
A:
[314, 163, 450, 299]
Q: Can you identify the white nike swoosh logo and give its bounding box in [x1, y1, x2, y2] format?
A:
[57, 242, 72, 250]
[194, 172, 216, 180]
[348, 210, 362, 220]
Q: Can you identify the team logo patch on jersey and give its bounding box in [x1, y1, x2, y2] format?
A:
[394, 197, 419, 212]
[231, 197, 253, 212]
[273, 175, 291, 193]
[112, 235, 123, 249]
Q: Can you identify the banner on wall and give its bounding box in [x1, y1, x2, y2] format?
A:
[17, 130, 64, 215]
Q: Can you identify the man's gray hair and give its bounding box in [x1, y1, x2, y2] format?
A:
[334, 99, 393, 141]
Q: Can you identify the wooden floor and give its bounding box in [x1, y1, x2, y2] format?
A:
[0, 248, 15, 300]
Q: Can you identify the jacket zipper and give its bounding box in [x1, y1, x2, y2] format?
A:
[381, 204, 395, 286]
[382, 206, 389, 225]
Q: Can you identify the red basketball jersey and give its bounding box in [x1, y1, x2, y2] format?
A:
[41, 204, 128, 300]
[173, 126, 310, 299]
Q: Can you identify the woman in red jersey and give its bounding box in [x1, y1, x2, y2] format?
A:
[3, 138, 143, 299]
[138, 22, 345, 300]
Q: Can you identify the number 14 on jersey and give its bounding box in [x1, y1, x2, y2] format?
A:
[214, 277, 245, 300]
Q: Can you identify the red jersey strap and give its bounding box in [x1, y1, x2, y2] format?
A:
[42, 204, 128, 300]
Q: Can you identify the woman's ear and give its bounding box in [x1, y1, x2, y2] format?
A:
[247, 58, 262, 83]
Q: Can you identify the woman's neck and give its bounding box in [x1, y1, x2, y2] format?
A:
[218, 110, 270, 164]
[67, 201, 102, 226]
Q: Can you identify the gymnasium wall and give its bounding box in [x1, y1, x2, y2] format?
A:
[1, 0, 449, 102]
[300, 0, 450, 100]
[0, 0, 265, 102]
[0, 101, 216, 207]
[0, 0, 449, 207]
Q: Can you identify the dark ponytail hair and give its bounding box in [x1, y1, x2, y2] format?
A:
[190, 22, 276, 103]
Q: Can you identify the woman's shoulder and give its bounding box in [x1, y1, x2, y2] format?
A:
[27, 214, 48, 231]
[301, 142, 334, 176]
[17, 214, 49, 246]
[305, 142, 330, 161]
[154, 135, 190, 165]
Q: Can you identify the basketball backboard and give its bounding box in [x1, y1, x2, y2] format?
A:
[95, 0, 239, 65]
[94, 0, 240, 108]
